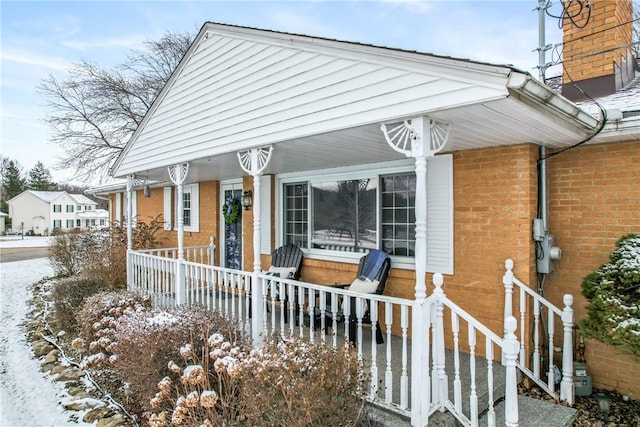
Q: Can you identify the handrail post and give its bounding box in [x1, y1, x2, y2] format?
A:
[560, 294, 574, 405]
[503, 316, 519, 427]
[208, 236, 216, 266]
[432, 274, 448, 410]
[503, 259, 514, 365]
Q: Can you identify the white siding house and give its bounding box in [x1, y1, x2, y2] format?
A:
[7, 190, 100, 234]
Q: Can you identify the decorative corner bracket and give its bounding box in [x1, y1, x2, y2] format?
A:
[237, 146, 273, 176]
[380, 116, 450, 158]
[168, 163, 189, 186]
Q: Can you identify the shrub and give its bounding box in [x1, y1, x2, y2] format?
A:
[238, 336, 368, 426]
[580, 233, 640, 358]
[149, 334, 368, 427]
[51, 276, 113, 333]
[47, 215, 165, 288]
[113, 305, 244, 421]
[48, 229, 86, 277]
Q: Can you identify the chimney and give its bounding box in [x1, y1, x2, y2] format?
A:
[561, 0, 637, 101]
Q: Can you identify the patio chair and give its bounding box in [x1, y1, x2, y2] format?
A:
[263, 244, 304, 322]
[328, 249, 391, 344]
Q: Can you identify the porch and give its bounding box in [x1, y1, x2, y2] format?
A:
[128, 248, 577, 426]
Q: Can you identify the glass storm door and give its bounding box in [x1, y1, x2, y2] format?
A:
[222, 186, 243, 270]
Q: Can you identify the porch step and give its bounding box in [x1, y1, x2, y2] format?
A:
[478, 396, 577, 427]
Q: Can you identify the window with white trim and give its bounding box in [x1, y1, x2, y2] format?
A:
[173, 184, 199, 232]
[53, 219, 61, 229]
[53, 204, 61, 212]
[66, 205, 74, 212]
[66, 219, 74, 228]
[280, 155, 453, 273]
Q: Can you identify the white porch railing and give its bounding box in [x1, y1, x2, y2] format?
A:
[503, 259, 574, 405]
[138, 237, 216, 265]
[128, 249, 521, 427]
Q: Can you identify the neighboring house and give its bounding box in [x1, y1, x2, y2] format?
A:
[7, 190, 99, 234]
[0, 212, 7, 234]
[90, 0, 639, 412]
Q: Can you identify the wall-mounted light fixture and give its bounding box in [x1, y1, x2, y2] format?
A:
[143, 184, 151, 198]
[241, 190, 253, 210]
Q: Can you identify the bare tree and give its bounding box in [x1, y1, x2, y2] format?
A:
[634, 1, 640, 61]
[38, 31, 193, 182]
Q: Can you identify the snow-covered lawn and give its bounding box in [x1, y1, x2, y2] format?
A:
[0, 236, 54, 248]
[0, 256, 91, 426]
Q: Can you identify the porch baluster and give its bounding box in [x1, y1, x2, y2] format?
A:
[385, 302, 393, 404]
[400, 305, 409, 410]
[504, 316, 520, 427]
[452, 312, 462, 413]
[485, 340, 495, 427]
[369, 301, 378, 399]
[469, 325, 478, 426]
[547, 308, 555, 392]
[533, 299, 541, 377]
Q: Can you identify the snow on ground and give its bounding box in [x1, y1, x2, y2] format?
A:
[0, 255, 91, 426]
[0, 236, 54, 248]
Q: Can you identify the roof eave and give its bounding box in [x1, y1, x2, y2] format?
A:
[507, 72, 601, 139]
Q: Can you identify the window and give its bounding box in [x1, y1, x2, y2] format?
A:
[310, 178, 377, 252]
[183, 192, 191, 227]
[283, 183, 308, 247]
[381, 174, 416, 257]
[53, 204, 61, 212]
[90, 219, 96, 226]
[66, 205, 74, 212]
[77, 205, 82, 211]
[66, 219, 74, 228]
[279, 155, 453, 273]
[99, 219, 105, 226]
[53, 220, 61, 229]
[76, 219, 81, 227]
[85, 205, 92, 211]
[173, 184, 199, 232]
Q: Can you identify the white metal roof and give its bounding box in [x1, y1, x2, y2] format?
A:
[110, 22, 608, 183]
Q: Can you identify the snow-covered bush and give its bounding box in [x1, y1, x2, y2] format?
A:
[149, 334, 368, 427]
[74, 291, 151, 366]
[48, 229, 87, 277]
[113, 305, 243, 421]
[47, 215, 165, 288]
[580, 233, 640, 358]
[238, 336, 368, 426]
[149, 333, 246, 426]
[51, 276, 114, 333]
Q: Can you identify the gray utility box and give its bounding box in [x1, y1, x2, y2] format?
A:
[574, 362, 593, 396]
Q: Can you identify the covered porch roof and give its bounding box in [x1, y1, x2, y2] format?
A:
[110, 22, 601, 183]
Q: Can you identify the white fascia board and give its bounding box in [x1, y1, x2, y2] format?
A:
[591, 116, 640, 143]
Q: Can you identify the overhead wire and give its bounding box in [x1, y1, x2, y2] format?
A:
[545, 0, 592, 29]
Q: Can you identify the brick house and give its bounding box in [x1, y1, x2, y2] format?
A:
[89, 0, 638, 421]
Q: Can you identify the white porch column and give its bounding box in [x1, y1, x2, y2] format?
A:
[126, 174, 135, 291]
[168, 163, 190, 305]
[381, 116, 450, 426]
[238, 146, 273, 346]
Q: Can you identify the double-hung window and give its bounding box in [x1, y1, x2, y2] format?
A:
[167, 183, 199, 232]
[53, 204, 61, 213]
[66, 205, 74, 213]
[280, 155, 453, 273]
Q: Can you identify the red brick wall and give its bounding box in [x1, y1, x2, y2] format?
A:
[546, 141, 640, 397]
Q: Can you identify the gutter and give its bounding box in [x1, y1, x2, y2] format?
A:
[507, 72, 602, 136]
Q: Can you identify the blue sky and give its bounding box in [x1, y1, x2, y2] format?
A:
[1, 1, 563, 184]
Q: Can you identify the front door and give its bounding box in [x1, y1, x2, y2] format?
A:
[221, 184, 243, 270]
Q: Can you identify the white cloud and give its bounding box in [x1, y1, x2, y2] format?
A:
[1, 49, 71, 72]
[61, 35, 148, 51]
